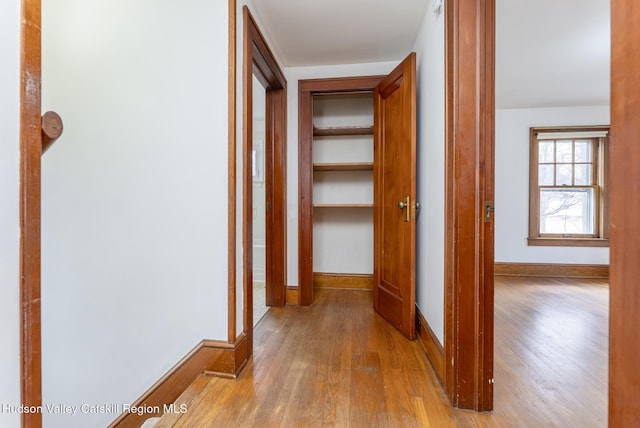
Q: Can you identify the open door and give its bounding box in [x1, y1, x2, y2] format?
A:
[373, 53, 417, 340]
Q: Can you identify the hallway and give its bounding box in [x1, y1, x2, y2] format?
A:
[153, 277, 608, 427]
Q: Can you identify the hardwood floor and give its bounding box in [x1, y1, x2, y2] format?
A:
[154, 277, 608, 427]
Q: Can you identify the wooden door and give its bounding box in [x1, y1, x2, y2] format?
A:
[373, 53, 417, 340]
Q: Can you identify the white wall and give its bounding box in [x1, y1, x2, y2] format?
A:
[495, 106, 610, 265]
[0, 1, 22, 426]
[41, 1, 229, 427]
[413, 7, 446, 344]
[284, 61, 397, 286]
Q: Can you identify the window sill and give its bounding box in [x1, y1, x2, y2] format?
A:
[527, 237, 609, 248]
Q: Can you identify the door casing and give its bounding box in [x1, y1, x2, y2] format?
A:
[240, 6, 287, 356]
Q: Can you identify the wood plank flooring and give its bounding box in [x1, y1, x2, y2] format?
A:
[157, 277, 608, 427]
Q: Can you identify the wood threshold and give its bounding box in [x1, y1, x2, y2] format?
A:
[313, 272, 374, 290]
[416, 306, 444, 384]
[313, 125, 374, 137]
[313, 162, 373, 171]
[109, 336, 248, 428]
[495, 262, 609, 279]
[286, 286, 299, 306]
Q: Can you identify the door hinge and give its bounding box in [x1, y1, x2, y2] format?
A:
[484, 201, 495, 222]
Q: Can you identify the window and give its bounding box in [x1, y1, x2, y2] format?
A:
[528, 126, 609, 247]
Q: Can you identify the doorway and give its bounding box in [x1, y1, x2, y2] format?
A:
[241, 6, 287, 356]
[252, 74, 269, 326]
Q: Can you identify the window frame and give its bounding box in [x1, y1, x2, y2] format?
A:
[528, 125, 610, 247]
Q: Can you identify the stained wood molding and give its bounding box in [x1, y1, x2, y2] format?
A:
[610, 1, 640, 425]
[416, 307, 444, 384]
[495, 262, 609, 279]
[313, 272, 374, 290]
[286, 286, 300, 305]
[109, 336, 248, 428]
[21, 1, 43, 427]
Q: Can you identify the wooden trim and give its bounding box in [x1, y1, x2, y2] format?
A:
[298, 75, 384, 307]
[313, 204, 373, 208]
[227, 0, 237, 346]
[241, 5, 253, 358]
[21, 0, 43, 427]
[495, 262, 609, 279]
[313, 125, 374, 136]
[286, 286, 299, 306]
[416, 307, 444, 384]
[109, 336, 248, 428]
[527, 237, 609, 247]
[313, 162, 374, 171]
[609, 1, 640, 425]
[313, 273, 373, 290]
[242, 6, 287, 358]
[444, 0, 495, 411]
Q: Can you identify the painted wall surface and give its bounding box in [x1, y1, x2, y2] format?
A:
[41, 1, 229, 426]
[495, 106, 610, 265]
[412, 7, 446, 344]
[284, 61, 397, 286]
[0, 2, 21, 426]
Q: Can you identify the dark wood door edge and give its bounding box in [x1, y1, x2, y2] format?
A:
[444, 0, 495, 411]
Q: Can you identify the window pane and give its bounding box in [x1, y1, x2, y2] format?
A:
[555, 141, 573, 163]
[538, 164, 554, 185]
[574, 164, 592, 185]
[539, 188, 595, 235]
[556, 164, 573, 185]
[539, 141, 555, 163]
[574, 140, 592, 162]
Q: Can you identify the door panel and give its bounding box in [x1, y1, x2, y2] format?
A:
[373, 53, 417, 340]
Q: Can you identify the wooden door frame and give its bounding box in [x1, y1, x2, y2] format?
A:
[240, 6, 287, 356]
[20, 0, 43, 427]
[609, 1, 640, 425]
[443, 0, 495, 411]
[297, 76, 384, 306]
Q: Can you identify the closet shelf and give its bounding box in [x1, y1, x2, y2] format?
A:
[313, 126, 374, 137]
[313, 203, 373, 208]
[313, 162, 373, 171]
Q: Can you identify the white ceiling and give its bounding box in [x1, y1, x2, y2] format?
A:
[496, 0, 610, 108]
[251, 0, 428, 67]
[250, 0, 610, 109]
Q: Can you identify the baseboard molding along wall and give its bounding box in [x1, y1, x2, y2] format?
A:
[494, 262, 609, 279]
[415, 306, 444, 384]
[313, 272, 374, 290]
[109, 335, 248, 428]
